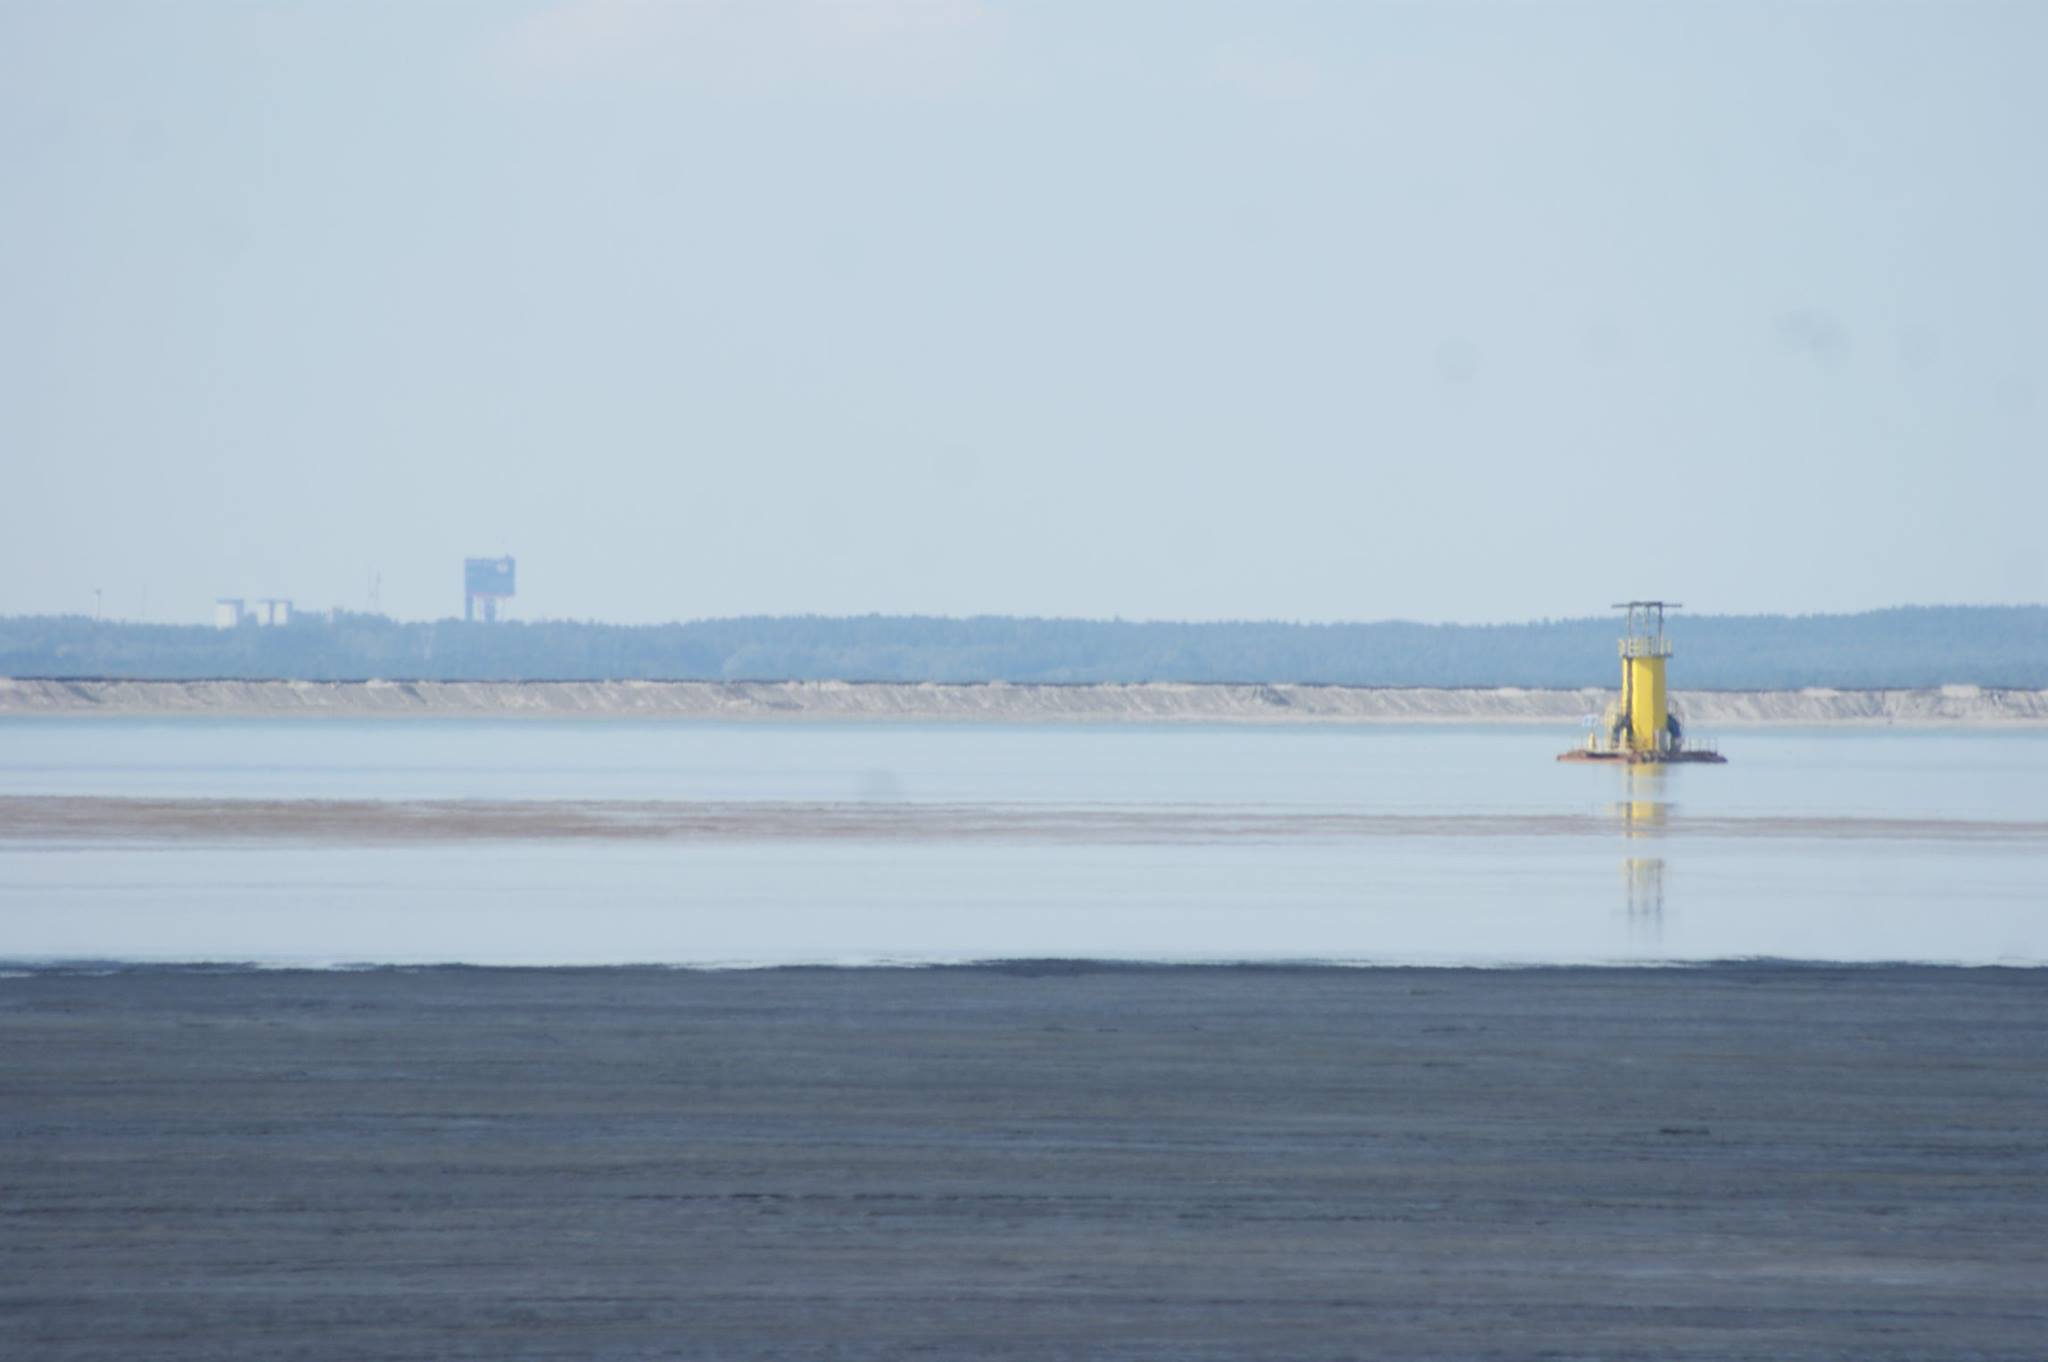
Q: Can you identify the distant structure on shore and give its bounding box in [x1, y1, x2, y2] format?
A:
[1559, 602, 1727, 764]
[213, 598, 291, 629]
[464, 557, 515, 623]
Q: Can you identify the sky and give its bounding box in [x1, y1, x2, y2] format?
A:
[2, 0, 2043, 626]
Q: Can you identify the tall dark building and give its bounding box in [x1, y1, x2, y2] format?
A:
[464, 557, 515, 623]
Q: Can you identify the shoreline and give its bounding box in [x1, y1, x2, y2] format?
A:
[4, 957, 2044, 975]
[4, 677, 2047, 725]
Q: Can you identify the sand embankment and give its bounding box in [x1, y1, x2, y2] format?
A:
[1, 676, 2045, 724]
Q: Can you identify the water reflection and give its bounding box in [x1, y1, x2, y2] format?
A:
[3, 724, 2044, 966]
[1614, 766, 1670, 838]
[1623, 856, 1667, 945]
[1616, 769, 1668, 945]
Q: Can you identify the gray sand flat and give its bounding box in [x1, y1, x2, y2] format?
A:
[6, 795, 2046, 846]
[2, 964, 2044, 1360]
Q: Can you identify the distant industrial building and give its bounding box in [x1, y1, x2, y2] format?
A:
[213, 597, 292, 629]
[464, 556, 515, 623]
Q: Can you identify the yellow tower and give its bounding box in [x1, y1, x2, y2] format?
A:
[1618, 600, 1672, 754]
[1559, 601, 1726, 764]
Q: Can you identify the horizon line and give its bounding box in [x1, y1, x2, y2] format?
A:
[2, 602, 2043, 631]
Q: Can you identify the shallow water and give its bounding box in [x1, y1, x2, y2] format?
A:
[0, 720, 2042, 966]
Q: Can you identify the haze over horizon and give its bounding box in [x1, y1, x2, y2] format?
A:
[5, 2, 2044, 627]
[8, 600, 2045, 633]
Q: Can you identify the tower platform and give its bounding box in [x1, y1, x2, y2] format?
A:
[1556, 747, 1727, 765]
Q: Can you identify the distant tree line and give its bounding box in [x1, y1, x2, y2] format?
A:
[0, 606, 2042, 690]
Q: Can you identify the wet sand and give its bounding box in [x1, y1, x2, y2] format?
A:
[3, 963, 2044, 1359]
[5, 794, 2045, 845]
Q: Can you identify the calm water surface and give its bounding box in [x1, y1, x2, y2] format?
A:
[1, 720, 2042, 966]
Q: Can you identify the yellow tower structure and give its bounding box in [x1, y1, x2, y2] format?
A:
[1619, 600, 1672, 754]
[1559, 601, 1726, 764]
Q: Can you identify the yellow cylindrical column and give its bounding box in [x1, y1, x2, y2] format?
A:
[1626, 654, 1667, 751]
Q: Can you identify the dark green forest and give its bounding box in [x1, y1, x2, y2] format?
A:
[2, 606, 2042, 689]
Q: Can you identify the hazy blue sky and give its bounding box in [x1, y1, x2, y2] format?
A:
[3, 1, 2042, 625]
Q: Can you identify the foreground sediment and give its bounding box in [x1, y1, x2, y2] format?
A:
[3, 963, 2043, 1360]
[3, 676, 2046, 723]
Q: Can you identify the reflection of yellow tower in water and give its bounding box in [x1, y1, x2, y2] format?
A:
[1619, 766, 1668, 945]
[1617, 765, 1668, 835]
[1623, 857, 1666, 926]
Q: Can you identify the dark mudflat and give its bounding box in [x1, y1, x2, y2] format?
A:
[2, 963, 2044, 1360]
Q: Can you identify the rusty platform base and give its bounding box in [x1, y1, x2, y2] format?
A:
[1557, 748, 1729, 764]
